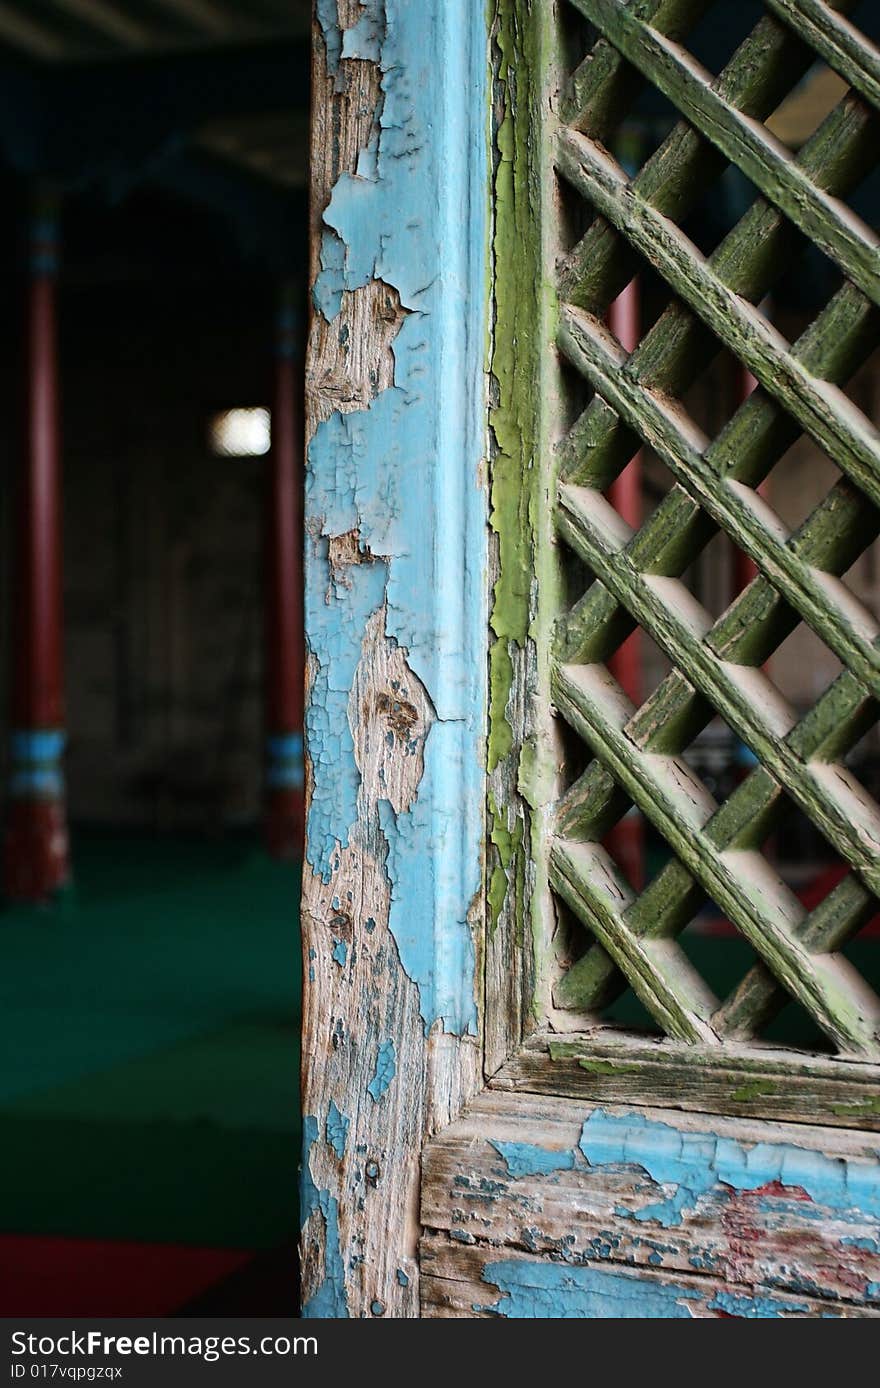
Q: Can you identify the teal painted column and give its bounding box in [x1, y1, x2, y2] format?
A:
[300, 0, 490, 1317]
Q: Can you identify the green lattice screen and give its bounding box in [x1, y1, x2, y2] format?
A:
[548, 0, 880, 1069]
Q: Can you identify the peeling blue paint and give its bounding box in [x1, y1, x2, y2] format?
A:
[316, 0, 342, 75]
[396, 1268, 410, 1286]
[708, 1290, 807, 1318]
[841, 1236, 880, 1253]
[490, 1140, 577, 1179]
[306, 547, 389, 879]
[305, 0, 488, 1037]
[479, 1260, 703, 1319]
[367, 1039, 396, 1102]
[300, 1116, 349, 1318]
[313, 230, 347, 320]
[331, 939, 348, 967]
[326, 1100, 350, 1160]
[579, 1110, 880, 1227]
[341, 0, 384, 63]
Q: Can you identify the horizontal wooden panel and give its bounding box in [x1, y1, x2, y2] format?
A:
[495, 1032, 880, 1129]
[421, 1087, 880, 1314]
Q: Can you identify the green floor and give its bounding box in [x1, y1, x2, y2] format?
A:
[0, 830, 301, 1249]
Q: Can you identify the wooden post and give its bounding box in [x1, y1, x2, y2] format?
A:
[3, 190, 70, 903]
[300, 0, 488, 1317]
[264, 283, 304, 860]
[606, 278, 644, 889]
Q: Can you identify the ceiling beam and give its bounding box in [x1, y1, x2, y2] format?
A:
[48, 0, 151, 49]
[0, 3, 68, 60]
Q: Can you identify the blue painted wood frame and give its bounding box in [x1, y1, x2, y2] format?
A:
[300, 0, 489, 1318]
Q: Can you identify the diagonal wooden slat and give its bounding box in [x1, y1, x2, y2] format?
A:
[556, 483, 880, 895]
[567, 0, 880, 305]
[563, 0, 716, 139]
[715, 871, 877, 1039]
[561, 90, 880, 487]
[556, 134, 880, 511]
[558, 305, 880, 693]
[563, 7, 834, 313]
[761, 0, 880, 112]
[545, 0, 880, 1077]
[550, 838, 719, 1042]
[552, 661, 880, 1054]
[563, 13, 875, 323]
[556, 668, 876, 1019]
[556, 280, 880, 715]
[562, 473, 880, 768]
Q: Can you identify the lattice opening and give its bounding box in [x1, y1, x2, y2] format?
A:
[766, 62, 851, 152]
[686, 0, 779, 80]
[772, 621, 844, 706]
[765, 440, 842, 529]
[548, 0, 880, 1069]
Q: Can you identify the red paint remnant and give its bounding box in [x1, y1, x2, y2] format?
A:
[748, 1180, 812, 1201]
[265, 282, 305, 860]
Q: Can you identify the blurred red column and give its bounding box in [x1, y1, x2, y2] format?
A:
[264, 282, 304, 860]
[733, 360, 759, 594]
[606, 279, 644, 889]
[3, 189, 70, 902]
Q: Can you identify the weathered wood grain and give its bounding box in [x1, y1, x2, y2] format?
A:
[301, 1, 486, 1319]
[485, 0, 569, 1070]
[421, 1249, 879, 1316]
[495, 1032, 880, 1130]
[420, 1089, 880, 1315]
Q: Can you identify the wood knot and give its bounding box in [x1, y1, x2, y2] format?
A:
[374, 690, 419, 740]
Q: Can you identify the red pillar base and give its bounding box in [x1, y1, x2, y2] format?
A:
[265, 789, 304, 862]
[264, 731, 304, 861]
[3, 800, 70, 903]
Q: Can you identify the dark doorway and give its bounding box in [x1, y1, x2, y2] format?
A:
[0, 4, 308, 1316]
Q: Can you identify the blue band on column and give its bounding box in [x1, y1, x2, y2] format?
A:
[9, 728, 66, 799]
[266, 732, 304, 790]
[276, 303, 301, 361]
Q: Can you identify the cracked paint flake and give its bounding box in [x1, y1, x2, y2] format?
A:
[305, 0, 488, 1037]
[490, 1140, 577, 1179]
[326, 1100, 350, 1159]
[367, 1038, 396, 1102]
[478, 1260, 703, 1318]
[579, 1109, 880, 1227]
[316, 0, 343, 76]
[708, 1289, 808, 1318]
[300, 1116, 349, 1318]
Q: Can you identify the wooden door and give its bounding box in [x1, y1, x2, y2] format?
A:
[301, 0, 880, 1318]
